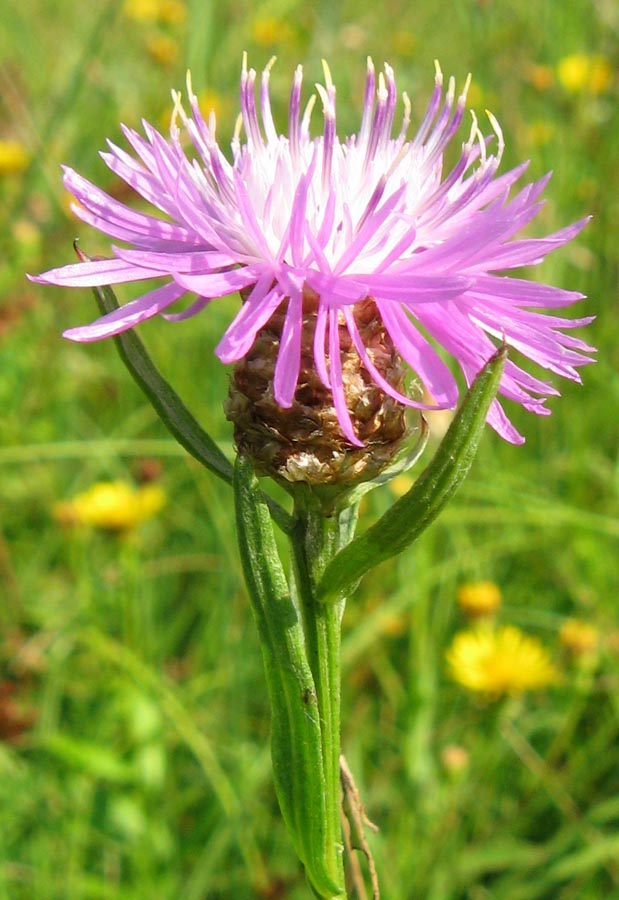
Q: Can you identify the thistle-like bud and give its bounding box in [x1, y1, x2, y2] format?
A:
[225, 286, 413, 492]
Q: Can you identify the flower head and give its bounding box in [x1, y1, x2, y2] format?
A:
[557, 54, 612, 95]
[559, 618, 599, 657]
[53, 480, 166, 531]
[446, 624, 559, 696]
[456, 580, 502, 618]
[0, 139, 30, 176]
[32, 58, 594, 447]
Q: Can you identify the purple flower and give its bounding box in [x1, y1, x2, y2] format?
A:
[31, 57, 594, 445]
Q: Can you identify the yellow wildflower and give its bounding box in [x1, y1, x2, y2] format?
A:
[446, 624, 559, 696]
[559, 619, 599, 656]
[556, 54, 613, 95]
[54, 481, 166, 532]
[197, 89, 223, 123]
[146, 35, 179, 67]
[123, 0, 186, 25]
[0, 139, 30, 176]
[456, 581, 501, 618]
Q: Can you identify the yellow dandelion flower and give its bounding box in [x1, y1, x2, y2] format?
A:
[456, 581, 501, 618]
[123, 0, 160, 21]
[197, 89, 223, 123]
[446, 625, 559, 696]
[559, 619, 599, 656]
[146, 35, 179, 67]
[54, 481, 166, 532]
[123, 0, 185, 25]
[0, 139, 30, 176]
[557, 54, 613, 95]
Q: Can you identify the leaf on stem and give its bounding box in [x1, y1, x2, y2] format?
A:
[78, 246, 292, 532]
[234, 454, 344, 898]
[317, 347, 508, 603]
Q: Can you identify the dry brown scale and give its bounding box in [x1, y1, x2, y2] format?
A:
[225, 286, 418, 490]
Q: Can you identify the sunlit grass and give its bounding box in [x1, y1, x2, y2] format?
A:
[2, 1, 619, 897]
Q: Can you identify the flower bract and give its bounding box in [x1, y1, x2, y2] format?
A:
[32, 57, 595, 445]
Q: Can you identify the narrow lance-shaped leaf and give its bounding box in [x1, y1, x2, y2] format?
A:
[233, 454, 345, 899]
[79, 248, 292, 533]
[317, 346, 507, 603]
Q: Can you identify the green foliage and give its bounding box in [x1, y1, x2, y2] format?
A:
[2, 1, 619, 897]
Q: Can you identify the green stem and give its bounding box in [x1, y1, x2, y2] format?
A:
[290, 496, 358, 896]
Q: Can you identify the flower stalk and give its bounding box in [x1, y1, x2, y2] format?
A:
[234, 456, 349, 898]
[288, 495, 359, 894]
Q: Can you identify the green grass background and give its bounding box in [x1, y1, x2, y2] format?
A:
[2, 0, 619, 897]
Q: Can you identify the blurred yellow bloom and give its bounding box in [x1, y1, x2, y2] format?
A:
[0, 139, 30, 176]
[12, 219, 41, 250]
[440, 744, 469, 774]
[146, 35, 179, 66]
[446, 625, 559, 696]
[251, 17, 294, 47]
[556, 54, 613, 95]
[559, 619, 599, 656]
[523, 63, 555, 92]
[388, 473, 415, 498]
[456, 581, 501, 618]
[422, 388, 454, 441]
[54, 481, 166, 531]
[123, 0, 186, 25]
[197, 89, 223, 122]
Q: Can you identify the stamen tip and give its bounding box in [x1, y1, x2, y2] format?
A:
[321, 58, 333, 91]
[185, 69, 195, 100]
[460, 73, 472, 103]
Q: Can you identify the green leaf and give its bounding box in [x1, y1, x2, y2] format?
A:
[89, 277, 232, 483]
[317, 346, 507, 603]
[83, 266, 292, 533]
[233, 454, 345, 898]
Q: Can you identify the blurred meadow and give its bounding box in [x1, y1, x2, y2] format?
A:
[2, 0, 619, 897]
